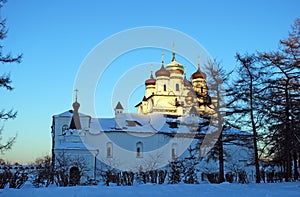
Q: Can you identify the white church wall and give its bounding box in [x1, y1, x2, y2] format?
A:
[80, 116, 91, 130]
[53, 116, 71, 146]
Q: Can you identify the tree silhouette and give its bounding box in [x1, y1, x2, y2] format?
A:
[0, 0, 22, 153]
[227, 53, 262, 183]
[258, 18, 300, 181]
[204, 59, 230, 183]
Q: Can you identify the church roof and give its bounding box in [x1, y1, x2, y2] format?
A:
[166, 53, 184, 74]
[155, 65, 170, 77]
[145, 73, 156, 86]
[69, 115, 83, 130]
[191, 68, 206, 79]
[166, 61, 184, 73]
[69, 116, 77, 130]
[115, 102, 124, 110]
[90, 113, 187, 134]
[53, 110, 90, 118]
[191, 56, 207, 80]
[55, 142, 98, 151]
[183, 75, 191, 87]
[87, 113, 252, 136]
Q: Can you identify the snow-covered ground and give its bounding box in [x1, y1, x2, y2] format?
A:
[1, 182, 300, 197]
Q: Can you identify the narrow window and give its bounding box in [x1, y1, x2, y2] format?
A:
[164, 84, 167, 91]
[176, 84, 179, 91]
[201, 87, 204, 93]
[172, 143, 177, 160]
[107, 142, 113, 158]
[172, 148, 176, 160]
[107, 147, 111, 157]
[137, 147, 141, 157]
[136, 142, 143, 158]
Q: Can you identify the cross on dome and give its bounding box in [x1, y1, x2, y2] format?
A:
[191, 55, 206, 79]
[172, 41, 176, 61]
[145, 64, 156, 86]
[150, 64, 153, 75]
[198, 55, 201, 70]
[74, 88, 79, 102]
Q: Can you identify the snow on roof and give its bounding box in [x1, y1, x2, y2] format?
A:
[223, 127, 252, 136]
[87, 113, 222, 135]
[53, 110, 91, 118]
[55, 141, 97, 151]
[55, 110, 250, 136]
[89, 118, 116, 133]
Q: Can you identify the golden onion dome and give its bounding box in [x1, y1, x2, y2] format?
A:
[166, 52, 184, 74]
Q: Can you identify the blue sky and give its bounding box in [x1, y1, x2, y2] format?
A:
[1, 0, 299, 163]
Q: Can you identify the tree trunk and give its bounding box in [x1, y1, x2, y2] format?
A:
[252, 128, 260, 183]
[218, 134, 225, 183]
[293, 152, 299, 180]
[298, 152, 300, 180]
[247, 66, 260, 183]
[285, 83, 292, 182]
[286, 153, 292, 181]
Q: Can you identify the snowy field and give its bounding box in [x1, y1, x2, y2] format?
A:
[1, 182, 300, 197]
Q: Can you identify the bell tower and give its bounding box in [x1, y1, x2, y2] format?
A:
[115, 102, 124, 129]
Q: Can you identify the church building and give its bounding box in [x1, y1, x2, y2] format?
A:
[51, 51, 254, 185]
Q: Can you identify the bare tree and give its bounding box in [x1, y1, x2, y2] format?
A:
[204, 59, 231, 183]
[258, 18, 300, 181]
[33, 155, 53, 187]
[168, 158, 182, 184]
[141, 152, 163, 172]
[226, 160, 248, 183]
[0, 167, 28, 189]
[182, 146, 199, 184]
[226, 53, 264, 183]
[54, 152, 87, 186]
[139, 152, 167, 184]
[0, 0, 22, 154]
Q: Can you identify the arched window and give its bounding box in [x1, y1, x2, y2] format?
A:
[172, 143, 177, 160]
[201, 87, 204, 93]
[62, 124, 69, 135]
[163, 84, 167, 91]
[136, 142, 143, 158]
[107, 142, 113, 158]
[176, 84, 179, 91]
